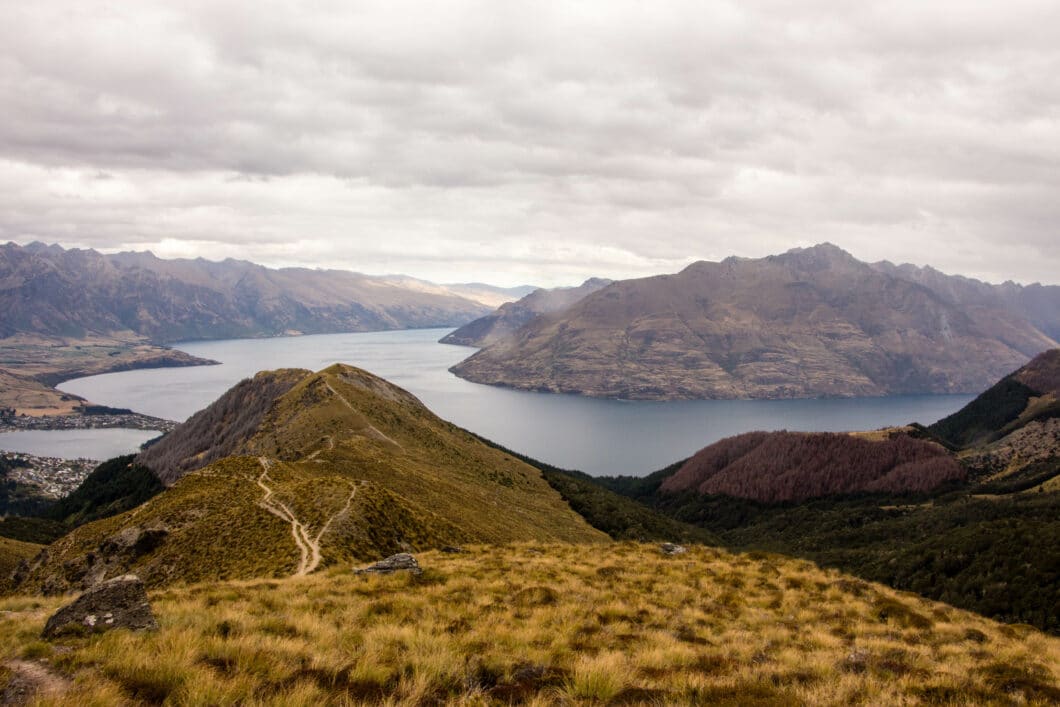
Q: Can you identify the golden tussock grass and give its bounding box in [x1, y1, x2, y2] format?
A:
[2, 542, 1059, 705]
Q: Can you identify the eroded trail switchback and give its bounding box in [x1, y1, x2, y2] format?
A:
[255, 456, 359, 576]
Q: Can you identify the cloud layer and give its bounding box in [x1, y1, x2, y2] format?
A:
[2, 1, 1058, 285]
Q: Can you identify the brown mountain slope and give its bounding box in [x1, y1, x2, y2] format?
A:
[15, 365, 605, 592]
[1012, 348, 1060, 395]
[441, 278, 613, 347]
[136, 369, 308, 485]
[452, 244, 1057, 400]
[660, 430, 963, 503]
[0, 241, 491, 343]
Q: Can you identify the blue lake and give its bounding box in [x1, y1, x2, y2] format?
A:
[0, 428, 162, 461]
[52, 328, 975, 476]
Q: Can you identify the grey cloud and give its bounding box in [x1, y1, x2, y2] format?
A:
[0, 0, 1057, 286]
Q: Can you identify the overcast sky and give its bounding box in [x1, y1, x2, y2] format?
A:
[1, 1, 1057, 287]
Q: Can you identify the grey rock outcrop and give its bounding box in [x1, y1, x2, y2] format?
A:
[41, 574, 157, 639]
[355, 553, 422, 575]
[660, 543, 687, 556]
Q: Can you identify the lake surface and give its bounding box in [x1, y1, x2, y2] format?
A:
[54, 328, 976, 476]
[0, 428, 161, 461]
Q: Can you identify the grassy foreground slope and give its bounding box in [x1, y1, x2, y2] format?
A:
[14, 365, 605, 592]
[3, 544, 1060, 705]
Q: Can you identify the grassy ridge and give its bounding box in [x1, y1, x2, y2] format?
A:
[0, 515, 66, 545]
[3, 543, 1059, 705]
[15, 366, 605, 593]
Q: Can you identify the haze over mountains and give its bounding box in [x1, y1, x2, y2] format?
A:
[440, 277, 612, 347]
[0, 241, 496, 344]
[452, 244, 1059, 400]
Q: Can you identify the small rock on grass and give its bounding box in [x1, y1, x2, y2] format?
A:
[355, 553, 423, 575]
[660, 543, 688, 555]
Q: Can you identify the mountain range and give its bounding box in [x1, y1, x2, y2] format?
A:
[0, 242, 501, 343]
[451, 244, 1059, 399]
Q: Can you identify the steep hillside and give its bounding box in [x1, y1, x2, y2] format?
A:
[14, 366, 605, 592]
[659, 430, 963, 503]
[452, 244, 1057, 399]
[136, 369, 308, 485]
[3, 544, 1060, 705]
[441, 278, 612, 347]
[929, 348, 1060, 448]
[0, 241, 490, 343]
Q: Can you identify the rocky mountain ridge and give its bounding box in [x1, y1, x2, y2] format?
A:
[451, 244, 1058, 400]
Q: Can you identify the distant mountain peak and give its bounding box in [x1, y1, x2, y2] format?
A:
[777, 242, 861, 268]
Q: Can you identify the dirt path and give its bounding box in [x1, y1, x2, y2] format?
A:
[1, 660, 71, 705]
[255, 457, 359, 576]
[256, 458, 313, 576]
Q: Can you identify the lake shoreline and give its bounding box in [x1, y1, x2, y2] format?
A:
[54, 329, 977, 476]
[0, 411, 177, 434]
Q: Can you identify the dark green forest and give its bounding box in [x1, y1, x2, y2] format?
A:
[0, 455, 164, 545]
[46, 455, 164, 527]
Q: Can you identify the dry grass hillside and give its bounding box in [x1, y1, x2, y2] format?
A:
[13, 365, 605, 593]
[2, 543, 1059, 705]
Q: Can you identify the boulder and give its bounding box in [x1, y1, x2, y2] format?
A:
[41, 574, 157, 639]
[660, 543, 687, 556]
[355, 553, 422, 575]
